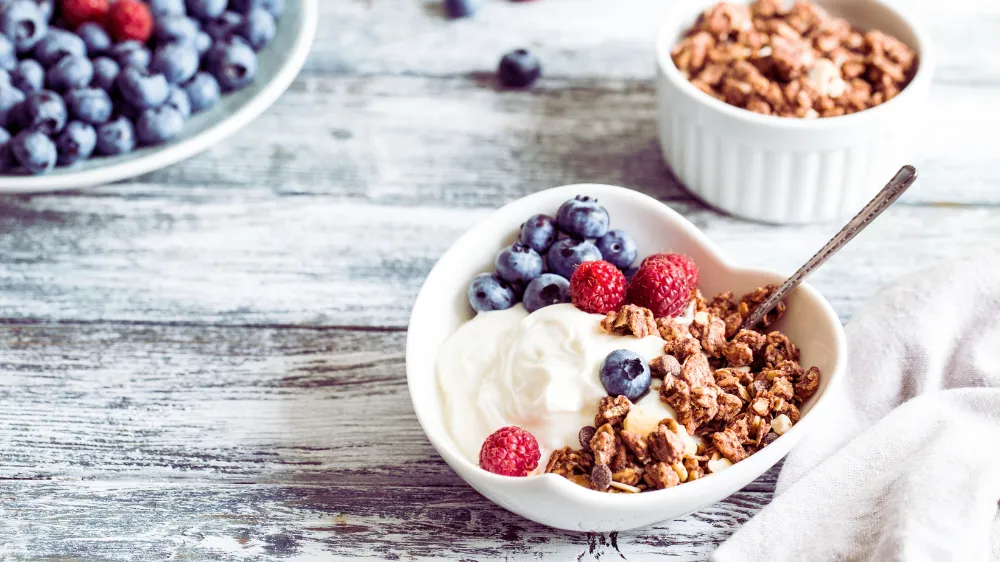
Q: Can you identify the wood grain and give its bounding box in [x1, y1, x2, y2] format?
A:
[2, 0, 997, 558]
[0, 323, 777, 560]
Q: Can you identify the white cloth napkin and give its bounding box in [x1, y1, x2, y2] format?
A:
[713, 252, 1000, 562]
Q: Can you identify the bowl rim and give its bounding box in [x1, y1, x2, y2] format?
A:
[654, 0, 936, 131]
[406, 184, 848, 510]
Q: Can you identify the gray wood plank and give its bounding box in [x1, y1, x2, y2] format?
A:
[317, 0, 1000, 85]
[0, 189, 996, 328]
[0, 480, 776, 561]
[0, 322, 778, 560]
[117, 74, 1000, 206]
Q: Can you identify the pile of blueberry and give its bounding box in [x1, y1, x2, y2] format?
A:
[468, 195, 638, 314]
[0, 0, 283, 175]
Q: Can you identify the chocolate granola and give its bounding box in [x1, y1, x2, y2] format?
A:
[545, 286, 821, 492]
[670, 0, 917, 117]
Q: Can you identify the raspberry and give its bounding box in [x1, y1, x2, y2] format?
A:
[569, 260, 627, 314]
[61, 0, 109, 28]
[479, 426, 540, 477]
[106, 0, 153, 42]
[627, 253, 699, 318]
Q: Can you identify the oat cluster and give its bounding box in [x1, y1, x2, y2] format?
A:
[545, 286, 820, 493]
[670, 0, 917, 117]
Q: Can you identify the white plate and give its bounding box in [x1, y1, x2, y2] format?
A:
[0, 0, 319, 193]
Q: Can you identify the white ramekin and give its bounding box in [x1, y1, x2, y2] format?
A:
[406, 184, 847, 531]
[655, 0, 935, 224]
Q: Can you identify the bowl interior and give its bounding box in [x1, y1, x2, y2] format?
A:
[407, 184, 845, 484]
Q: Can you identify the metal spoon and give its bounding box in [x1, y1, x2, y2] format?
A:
[739, 165, 918, 331]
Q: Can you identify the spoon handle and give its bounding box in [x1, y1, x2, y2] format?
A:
[738, 165, 918, 332]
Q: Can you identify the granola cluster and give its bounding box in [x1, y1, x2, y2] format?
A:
[545, 286, 820, 493]
[670, 0, 917, 117]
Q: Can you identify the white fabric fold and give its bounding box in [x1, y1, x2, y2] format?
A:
[713, 252, 1000, 562]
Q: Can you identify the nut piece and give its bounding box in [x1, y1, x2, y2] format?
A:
[620, 429, 651, 464]
[650, 354, 682, 379]
[545, 447, 593, 476]
[589, 424, 618, 466]
[601, 304, 658, 338]
[706, 456, 734, 473]
[644, 461, 682, 490]
[712, 428, 748, 463]
[772, 413, 793, 435]
[647, 424, 686, 465]
[594, 395, 631, 427]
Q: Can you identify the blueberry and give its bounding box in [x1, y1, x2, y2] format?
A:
[523, 273, 570, 313]
[11, 129, 56, 174]
[95, 115, 135, 155]
[468, 272, 517, 312]
[545, 238, 601, 280]
[0, 69, 10, 85]
[148, 0, 187, 16]
[91, 56, 119, 92]
[45, 54, 93, 91]
[166, 85, 191, 118]
[135, 105, 183, 145]
[203, 11, 243, 41]
[33, 29, 86, 67]
[182, 71, 219, 113]
[194, 31, 212, 55]
[11, 59, 43, 93]
[556, 195, 610, 239]
[599, 349, 651, 402]
[237, 8, 275, 51]
[18, 89, 66, 134]
[0, 126, 12, 170]
[595, 230, 638, 270]
[116, 67, 170, 109]
[186, 0, 227, 20]
[154, 15, 200, 45]
[443, 0, 475, 18]
[55, 120, 96, 166]
[75, 22, 112, 56]
[0, 34, 16, 71]
[518, 213, 557, 254]
[0, 85, 25, 128]
[623, 266, 639, 282]
[65, 87, 113, 125]
[28, 0, 53, 21]
[494, 242, 543, 285]
[109, 40, 151, 69]
[151, 42, 199, 84]
[498, 49, 541, 88]
[205, 36, 257, 91]
[0, 1, 48, 54]
[230, 0, 284, 18]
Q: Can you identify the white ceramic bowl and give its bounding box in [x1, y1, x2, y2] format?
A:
[655, 0, 934, 224]
[406, 184, 847, 531]
[0, 0, 318, 193]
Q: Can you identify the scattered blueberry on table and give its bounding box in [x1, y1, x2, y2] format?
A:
[497, 48, 540, 88]
[0, 0, 284, 175]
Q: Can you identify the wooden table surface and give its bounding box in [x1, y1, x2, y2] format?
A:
[1, 0, 997, 560]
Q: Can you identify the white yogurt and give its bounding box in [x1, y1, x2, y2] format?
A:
[436, 303, 693, 466]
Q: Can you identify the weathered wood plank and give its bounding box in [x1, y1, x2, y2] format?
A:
[0, 322, 774, 486]
[316, 0, 1000, 85]
[0, 322, 779, 559]
[0, 481, 776, 561]
[0, 191, 996, 327]
[110, 74, 1000, 206]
